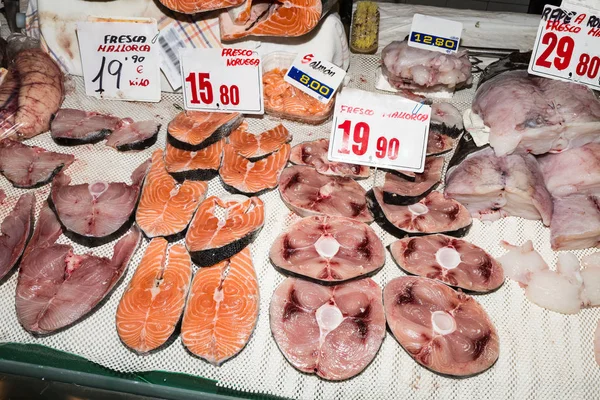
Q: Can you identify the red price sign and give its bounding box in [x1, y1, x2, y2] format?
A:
[328, 89, 430, 173]
[529, 5, 600, 90]
[180, 48, 263, 114]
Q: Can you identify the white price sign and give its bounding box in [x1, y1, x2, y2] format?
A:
[77, 18, 161, 102]
[328, 88, 431, 173]
[528, 5, 600, 90]
[180, 48, 263, 114]
[408, 14, 462, 54]
[284, 53, 346, 104]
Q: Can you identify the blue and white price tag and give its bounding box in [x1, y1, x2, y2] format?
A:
[408, 14, 463, 54]
[284, 53, 346, 104]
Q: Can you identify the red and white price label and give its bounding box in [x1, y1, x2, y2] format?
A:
[180, 48, 263, 114]
[328, 88, 431, 173]
[529, 4, 600, 90]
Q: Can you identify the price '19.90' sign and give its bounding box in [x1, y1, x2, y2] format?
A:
[529, 5, 600, 90]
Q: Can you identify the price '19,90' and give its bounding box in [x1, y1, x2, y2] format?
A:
[337, 120, 400, 160]
[534, 32, 600, 79]
[185, 72, 240, 106]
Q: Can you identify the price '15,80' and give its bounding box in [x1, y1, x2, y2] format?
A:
[535, 32, 600, 79]
[337, 120, 400, 160]
[185, 72, 240, 106]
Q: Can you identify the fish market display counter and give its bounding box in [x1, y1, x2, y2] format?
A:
[0, 3, 598, 400]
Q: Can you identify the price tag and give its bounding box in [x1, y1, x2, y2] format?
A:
[408, 14, 462, 54]
[328, 88, 431, 173]
[180, 48, 263, 114]
[77, 18, 161, 102]
[283, 53, 346, 104]
[528, 4, 600, 90]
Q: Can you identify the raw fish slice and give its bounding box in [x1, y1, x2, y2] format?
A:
[389, 235, 504, 292]
[158, 0, 244, 13]
[595, 321, 600, 366]
[270, 277, 385, 380]
[51, 109, 121, 146]
[0, 69, 19, 138]
[0, 189, 5, 204]
[289, 139, 369, 179]
[427, 127, 456, 156]
[167, 111, 242, 151]
[384, 276, 499, 376]
[185, 195, 264, 267]
[164, 140, 224, 182]
[219, 0, 324, 41]
[549, 195, 600, 251]
[383, 157, 443, 205]
[270, 216, 385, 283]
[0, 193, 35, 280]
[16, 203, 141, 334]
[0, 139, 75, 188]
[50, 160, 149, 247]
[229, 123, 291, 161]
[431, 103, 464, 138]
[219, 143, 290, 195]
[279, 165, 373, 223]
[136, 149, 208, 240]
[105, 120, 161, 152]
[116, 238, 192, 354]
[368, 188, 472, 238]
[182, 248, 259, 365]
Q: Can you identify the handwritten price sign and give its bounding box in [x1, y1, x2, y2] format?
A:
[77, 18, 161, 102]
[328, 88, 431, 173]
[529, 5, 600, 90]
[180, 48, 263, 114]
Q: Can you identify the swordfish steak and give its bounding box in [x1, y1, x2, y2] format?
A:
[0, 193, 35, 281]
[16, 203, 141, 335]
[289, 139, 370, 179]
[270, 216, 385, 283]
[51, 109, 121, 146]
[270, 277, 385, 380]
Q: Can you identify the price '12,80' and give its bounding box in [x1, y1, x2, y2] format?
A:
[337, 120, 400, 160]
[185, 72, 240, 106]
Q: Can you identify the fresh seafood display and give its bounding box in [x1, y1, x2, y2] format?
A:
[165, 140, 224, 182]
[116, 238, 192, 354]
[105, 120, 161, 152]
[389, 235, 504, 292]
[158, 0, 244, 13]
[51, 109, 121, 146]
[219, 143, 291, 195]
[229, 122, 291, 161]
[270, 216, 385, 283]
[381, 40, 472, 91]
[185, 196, 264, 267]
[444, 133, 552, 225]
[499, 241, 600, 314]
[384, 276, 500, 376]
[16, 202, 141, 334]
[167, 111, 243, 151]
[270, 277, 385, 380]
[289, 139, 370, 179]
[0, 139, 74, 188]
[279, 165, 373, 223]
[472, 70, 600, 156]
[368, 188, 472, 238]
[136, 150, 208, 240]
[383, 156, 443, 205]
[0, 193, 34, 281]
[182, 247, 259, 365]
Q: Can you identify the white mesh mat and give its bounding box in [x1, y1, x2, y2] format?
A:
[0, 54, 599, 400]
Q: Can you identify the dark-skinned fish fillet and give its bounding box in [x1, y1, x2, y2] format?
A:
[51, 109, 121, 146]
[0, 192, 35, 280]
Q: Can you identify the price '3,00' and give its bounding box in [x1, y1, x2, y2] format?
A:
[185, 72, 240, 106]
[337, 120, 400, 160]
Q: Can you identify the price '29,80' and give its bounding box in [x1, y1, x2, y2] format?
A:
[185, 72, 240, 106]
[337, 120, 400, 160]
[534, 32, 600, 79]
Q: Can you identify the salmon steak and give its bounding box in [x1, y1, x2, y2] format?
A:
[186, 195, 264, 267]
[165, 140, 224, 182]
[136, 149, 208, 240]
[290, 139, 370, 179]
[0, 193, 35, 281]
[116, 238, 192, 354]
[158, 0, 244, 13]
[220, 143, 290, 195]
[219, 0, 326, 41]
[229, 122, 291, 161]
[181, 247, 259, 365]
[263, 68, 333, 124]
[167, 111, 242, 151]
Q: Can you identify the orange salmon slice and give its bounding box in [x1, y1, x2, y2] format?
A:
[158, 0, 245, 14]
[167, 111, 242, 151]
[116, 238, 192, 354]
[219, 143, 290, 195]
[165, 139, 224, 181]
[229, 123, 291, 160]
[185, 195, 264, 267]
[181, 247, 259, 365]
[136, 149, 208, 239]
